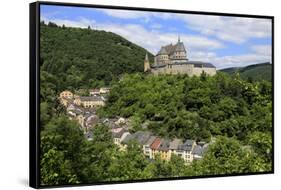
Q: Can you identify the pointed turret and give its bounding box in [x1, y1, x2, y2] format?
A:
[145, 52, 149, 61]
[144, 52, 150, 72]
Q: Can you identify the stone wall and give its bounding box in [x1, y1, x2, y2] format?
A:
[193, 67, 216, 76]
[151, 64, 216, 76]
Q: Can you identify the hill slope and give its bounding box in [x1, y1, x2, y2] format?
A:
[220, 62, 272, 81]
[40, 22, 154, 91]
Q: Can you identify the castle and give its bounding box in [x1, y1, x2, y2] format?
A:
[144, 37, 216, 76]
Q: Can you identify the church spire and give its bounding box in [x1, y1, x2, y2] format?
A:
[178, 35, 180, 42]
[144, 52, 150, 72]
[145, 52, 149, 61]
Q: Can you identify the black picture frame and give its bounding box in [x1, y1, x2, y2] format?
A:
[30, 1, 274, 188]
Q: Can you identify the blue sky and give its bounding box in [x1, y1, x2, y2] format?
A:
[41, 5, 272, 69]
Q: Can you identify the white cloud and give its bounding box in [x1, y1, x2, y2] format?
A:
[41, 16, 96, 29]
[96, 22, 224, 54]
[214, 54, 271, 69]
[97, 9, 151, 20]
[97, 9, 272, 44]
[251, 45, 272, 56]
[97, 9, 173, 21]
[179, 15, 272, 44]
[189, 50, 271, 69]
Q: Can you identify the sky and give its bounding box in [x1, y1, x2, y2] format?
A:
[41, 5, 272, 69]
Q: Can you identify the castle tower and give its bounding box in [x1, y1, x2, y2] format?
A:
[173, 35, 187, 62]
[144, 52, 150, 72]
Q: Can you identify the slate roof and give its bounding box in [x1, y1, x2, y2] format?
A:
[121, 133, 133, 144]
[157, 46, 168, 55]
[111, 128, 126, 138]
[188, 61, 216, 68]
[80, 96, 103, 101]
[71, 109, 83, 115]
[120, 132, 130, 142]
[169, 138, 183, 150]
[145, 136, 157, 146]
[151, 61, 215, 69]
[134, 131, 152, 145]
[202, 143, 209, 154]
[184, 140, 195, 146]
[164, 44, 175, 55]
[157, 40, 187, 56]
[85, 115, 99, 127]
[158, 139, 170, 151]
[192, 145, 203, 156]
[178, 139, 195, 151]
[174, 42, 186, 52]
[150, 63, 167, 68]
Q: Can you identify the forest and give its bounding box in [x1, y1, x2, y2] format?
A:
[39, 23, 273, 186]
[220, 62, 272, 82]
[40, 21, 153, 91]
[41, 72, 272, 186]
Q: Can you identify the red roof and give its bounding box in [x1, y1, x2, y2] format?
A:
[150, 138, 162, 150]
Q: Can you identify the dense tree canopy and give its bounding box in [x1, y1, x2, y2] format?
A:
[40, 22, 153, 92]
[220, 62, 272, 82]
[100, 73, 272, 144]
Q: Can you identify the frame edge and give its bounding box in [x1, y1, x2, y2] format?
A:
[29, 1, 40, 189]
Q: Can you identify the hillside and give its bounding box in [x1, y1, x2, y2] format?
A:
[40, 22, 154, 92]
[220, 62, 272, 81]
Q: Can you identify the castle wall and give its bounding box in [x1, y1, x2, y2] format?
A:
[151, 64, 193, 75]
[192, 67, 216, 76]
[150, 65, 216, 76]
[167, 64, 193, 75]
[151, 67, 166, 75]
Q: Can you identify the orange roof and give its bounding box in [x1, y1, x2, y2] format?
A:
[150, 138, 162, 150]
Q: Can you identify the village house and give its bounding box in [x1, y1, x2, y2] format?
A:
[157, 139, 171, 161]
[100, 87, 110, 94]
[115, 117, 126, 125]
[89, 89, 100, 96]
[74, 96, 105, 108]
[84, 114, 99, 132]
[59, 90, 74, 99]
[150, 137, 162, 159]
[117, 129, 210, 163]
[119, 131, 131, 150]
[169, 138, 183, 156]
[177, 140, 196, 163]
[59, 89, 209, 164]
[111, 127, 128, 146]
[120, 131, 151, 151]
[143, 136, 157, 158]
[192, 144, 209, 160]
[133, 131, 152, 146]
[60, 98, 70, 107]
[66, 104, 76, 111]
[120, 133, 133, 149]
